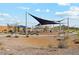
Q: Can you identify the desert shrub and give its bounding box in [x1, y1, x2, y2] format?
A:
[14, 35, 19, 38]
[8, 30, 14, 34]
[75, 41, 79, 44]
[9, 53, 14, 55]
[6, 35, 11, 37]
[0, 42, 2, 46]
[48, 44, 52, 48]
[74, 39, 79, 44]
[58, 42, 67, 48]
[57, 39, 61, 41]
[26, 35, 29, 37]
[58, 44, 65, 48]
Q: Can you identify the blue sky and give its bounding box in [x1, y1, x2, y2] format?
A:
[0, 3, 79, 27]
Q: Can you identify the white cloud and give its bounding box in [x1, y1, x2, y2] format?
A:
[0, 13, 18, 23]
[55, 6, 79, 17]
[57, 3, 71, 6]
[0, 13, 25, 25]
[46, 9, 50, 12]
[70, 6, 79, 12]
[0, 13, 11, 17]
[18, 6, 30, 10]
[55, 6, 79, 22]
[35, 9, 41, 12]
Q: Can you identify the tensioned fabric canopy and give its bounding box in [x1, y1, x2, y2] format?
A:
[29, 13, 60, 25]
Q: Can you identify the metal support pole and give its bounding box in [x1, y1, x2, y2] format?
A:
[53, 24, 54, 31]
[60, 22, 61, 32]
[67, 17, 69, 36]
[67, 17, 69, 32]
[25, 11, 28, 37]
[59, 21, 61, 33]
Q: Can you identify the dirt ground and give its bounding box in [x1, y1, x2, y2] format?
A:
[0, 33, 78, 55]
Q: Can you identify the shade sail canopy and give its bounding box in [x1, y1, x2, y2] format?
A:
[29, 13, 60, 25]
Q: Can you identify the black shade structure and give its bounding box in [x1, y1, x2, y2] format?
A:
[29, 13, 60, 25]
